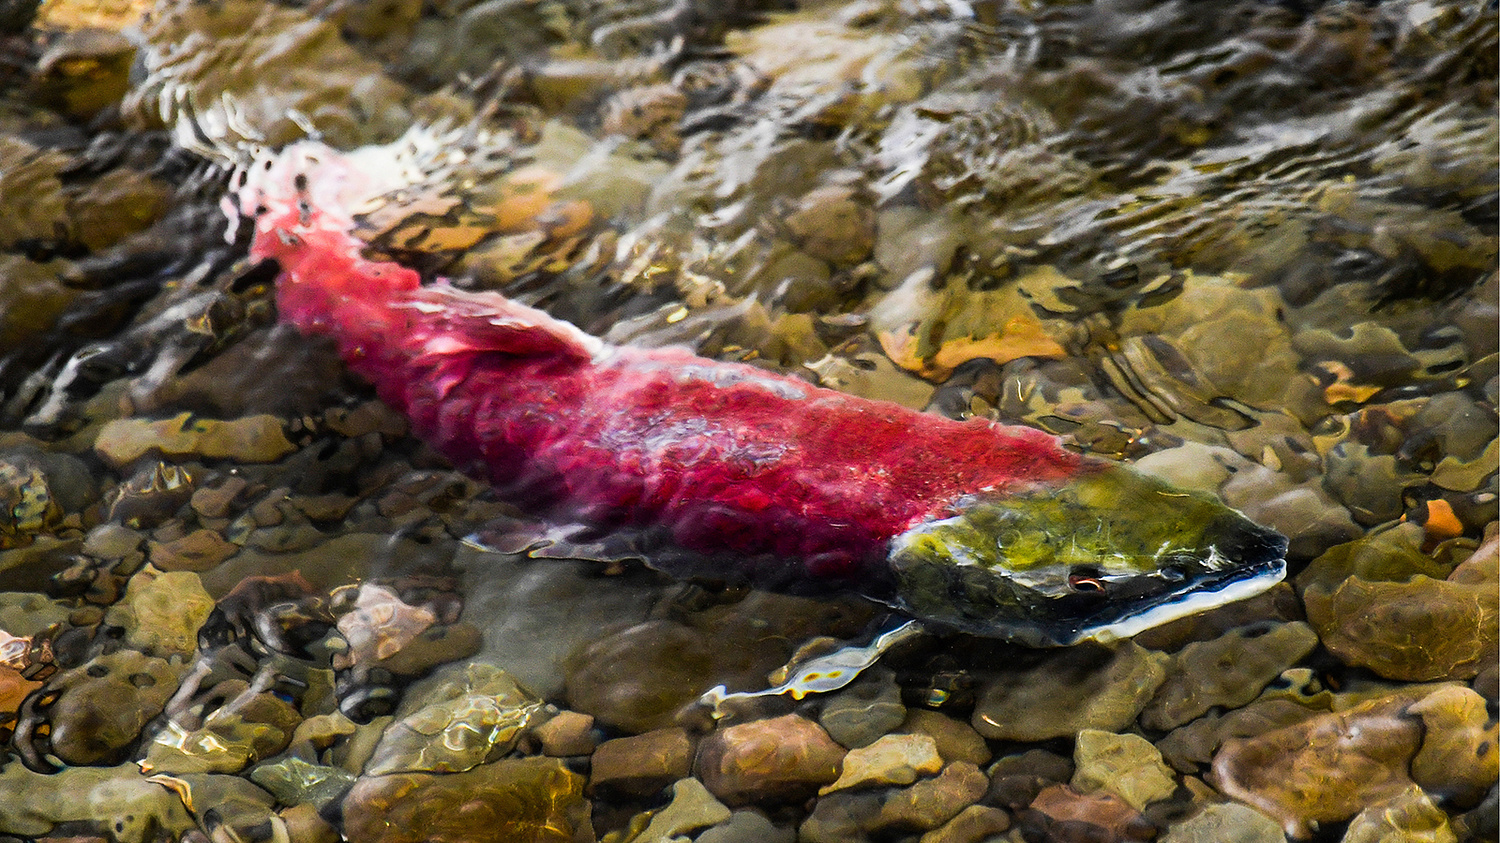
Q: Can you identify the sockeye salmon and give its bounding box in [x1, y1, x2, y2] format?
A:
[235, 141, 1287, 649]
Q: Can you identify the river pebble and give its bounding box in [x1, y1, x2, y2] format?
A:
[696, 713, 845, 806]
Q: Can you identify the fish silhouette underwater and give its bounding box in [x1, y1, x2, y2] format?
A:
[233, 141, 1287, 699]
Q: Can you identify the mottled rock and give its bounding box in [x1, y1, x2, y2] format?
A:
[0, 591, 72, 635]
[635, 778, 732, 842]
[341, 757, 593, 843]
[697, 810, 795, 843]
[877, 761, 988, 831]
[1408, 685, 1498, 808]
[143, 688, 303, 774]
[250, 756, 359, 809]
[190, 476, 249, 519]
[821, 732, 943, 794]
[1342, 784, 1458, 843]
[1305, 572, 1498, 682]
[985, 749, 1076, 810]
[147, 528, 238, 572]
[95, 413, 296, 468]
[564, 619, 710, 735]
[36, 648, 183, 766]
[798, 790, 882, 843]
[696, 714, 846, 806]
[1157, 802, 1284, 843]
[280, 801, 342, 843]
[1140, 621, 1319, 731]
[1022, 783, 1155, 842]
[971, 643, 1168, 741]
[1071, 730, 1176, 812]
[899, 709, 991, 766]
[104, 565, 215, 656]
[784, 185, 876, 266]
[1221, 465, 1361, 559]
[365, 663, 543, 775]
[589, 727, 695, 797]
[533, 709, 596, 757]
[919, 804, 1011, 843]
[819, 667, 906, 749]
[1211, 689, 1426, 837]
[0, 762, 193, 842]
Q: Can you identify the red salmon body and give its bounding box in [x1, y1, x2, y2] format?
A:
[247, 166, 1087, 580]
[239, 141, 1286, 646]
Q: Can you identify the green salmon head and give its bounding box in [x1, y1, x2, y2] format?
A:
[884, 463, 1287, 646]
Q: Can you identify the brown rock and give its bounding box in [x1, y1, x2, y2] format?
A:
[821, 733, 943, 794]
[589, 727, 695, 797]
[1025, 784, 1155, 842]
[342, 757, 593, 843]
[533, 710, 596, 757]
[696, 714, 846, 806]
[147, 528, 238, 572]
[919, 804, 1011, 843]
[1211, 689, 1426, 837]
[877, 761, 989, 831]
[899, 709, 992, 766]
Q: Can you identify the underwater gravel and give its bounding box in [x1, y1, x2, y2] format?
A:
[0, 0, 1496, 841]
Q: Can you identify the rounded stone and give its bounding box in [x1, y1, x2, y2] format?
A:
[818, 667, 907, 749]
[341, 757, 593, 843]
[696, 714, 846, 806]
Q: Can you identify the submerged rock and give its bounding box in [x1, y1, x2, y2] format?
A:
[0, 762, 194, 842]
[341, 756, 593, 843]
[971, 643, 1168, 741]
[1139, 621, 1319, 731]
[696, 714, 846, 806]
[1210, 685, 1488, 838]
[1070, 730, 1177, 812]
[364, 662, 543, 776]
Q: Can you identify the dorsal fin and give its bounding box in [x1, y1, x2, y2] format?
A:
[402, 285, 602, 362]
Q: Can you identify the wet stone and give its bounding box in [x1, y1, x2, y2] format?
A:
[818, 666, 906, 749]
[104, 565, 215, 657]
[94, 413, 297, 468]
[1157, 802, 1284, 843]
[634, 777, 732, 842]
[1070, 730, 1177, 812]
[364, 662, 543, 776]
[918, 804, 1011, 843]
[1139, 621, 1320, 731]
[0, 762, 194, 842]
[37, 648, 183, 766]
[821, 732, 943, 794]
[876, 761, 989, 831]
[971, 643, 1168, 742]
[696, 810, 795, 843]
[1407, 684, 1498, 808]
[1022, 784, 1155, 843]
[1342, 784, 1458, 843]
[1210, 688, 1427, 838]
[532, 709, 597, 757]
[696, 713, 846, 806]
[798, 790, 883, 843]
[984, 749, 1076, 811]
[588, 727, 694, 797]
[898, 709, 991, 767]
[146, 528, 237, 572]
[143, 686, 303, 774]
[341, 756, 593, 843]
[249, 755, 359, 809]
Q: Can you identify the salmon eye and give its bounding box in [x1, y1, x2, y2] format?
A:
[1068, 573, 1105, 593]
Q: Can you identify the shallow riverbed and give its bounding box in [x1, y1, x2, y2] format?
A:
[0, 0, 1496, 841]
